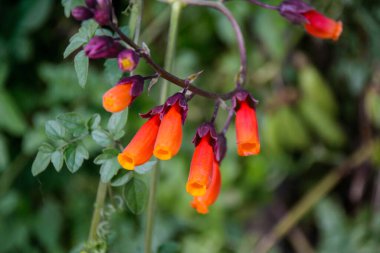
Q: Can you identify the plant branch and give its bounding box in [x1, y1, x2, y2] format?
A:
[222, 108, 235, 134]
[246, 0, 279, 10]
[110, 19, 237, 100]
[254, 141, 374, 253]
[182, 0, 247, 87]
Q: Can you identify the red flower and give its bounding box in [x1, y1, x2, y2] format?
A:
[303, 10, 343, 41]
[186, 124, 217, 197]
[233, 91, 260, 156]
[153, 93, 188, 160]
[191, 160, 221, 214]
[102, 75, 144, 113]
[117, 114, 160, 170]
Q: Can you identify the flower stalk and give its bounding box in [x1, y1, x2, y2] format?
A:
[88, 181, 108, 242]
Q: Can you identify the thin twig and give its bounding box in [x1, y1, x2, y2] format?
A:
[110, 23, 237, 100]
[222, 108, 235, 134]
[246, 0, 279, 10]
[182, 0, 247, 87]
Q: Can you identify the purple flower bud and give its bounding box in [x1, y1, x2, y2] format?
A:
[94, 9, 111, 26]
[84, 36, 123, 59]
[117, 49, 140, 72]
[71, 6, 93, 21]
[214, 134, 227, 163]
[279, 0, 313, 24]
[85, 0, 97, 8]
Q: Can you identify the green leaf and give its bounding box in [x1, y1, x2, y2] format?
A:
[51, 150, 64, 172]
[57, 112, 88, 138]
[63, 33, 87, 59]
[274, 107, 310, 151]
[158, 242, 181, 253]
[99, 157, 121, 183]
[0, 61, 9, 88]
[45, 120, 67, 140]
[135, 161, 157, 175]
[0, 91, 27, 135]
[19, 0, 52, 33]
[57, 112, 83, 130]
[63, 20, 98, 58]
[94, 148, 120, 182]
[91, 129, 114, 147]
[74, 50, 89, 88]
[61, 0, 83, 17]
[299, 99, 345, 147]
[86, 114, 101, 130]
[64, 144, 88, 173]
[107, 109, 129, 136]
[104, 59, 123, 84]
[111, 172, 133, 187]
[81, 19, 99, 39]
[32, 150, 52, 176]
[124, 178, 148, 214]
[0, 134, 9, 171]
[39, 143, 55, 153]
[299, 65, 337, 116]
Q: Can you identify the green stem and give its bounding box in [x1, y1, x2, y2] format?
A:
[0, 154, 30, 196]
[144, 2, 182, 253]
[88, 181, 108, 242]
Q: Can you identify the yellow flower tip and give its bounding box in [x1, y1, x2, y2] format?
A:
[191, 200, 209, 214]
[186, 181, 207, 197]
[120, 58, 134, 70]
[117, 153, 135, 170]
[237, 142, 260, 156]
[153, 146, 173, 160]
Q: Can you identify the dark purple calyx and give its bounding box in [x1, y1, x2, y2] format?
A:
[232, 90, 258, 111]
[140, 105, 165, 119]
[84, 36, 123, 59]
[278, 0, 314, 24]
[116, 75, 144, 102]
[85, 0, 97, 8]
[163, 93, 188, 124]
[71, 6, 93, 21]
[214, 134, 227, 163]
[193, 123, 218, 148]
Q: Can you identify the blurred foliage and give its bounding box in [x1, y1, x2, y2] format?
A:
[0, 0, 380, 252]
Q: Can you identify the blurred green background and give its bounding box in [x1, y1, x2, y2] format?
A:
[1, 0, 380, 252]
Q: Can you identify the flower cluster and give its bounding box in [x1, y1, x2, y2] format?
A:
[69, 0, 343, 215]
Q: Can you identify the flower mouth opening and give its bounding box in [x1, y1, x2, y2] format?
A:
[154, 147, 172, 160]
[238, 142, 260, 156]
[117, 153, 135, 170]
[186, 181, 206, 197]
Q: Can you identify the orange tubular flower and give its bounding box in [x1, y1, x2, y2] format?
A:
[279, 0, 343, 41]
[191, 160, 221, 214]
[117, 113, 161, 170]
[186, 124, 218, 197]
[303, 10, 343, 41]
[102, 75, 144, 113]
[233, 91, 260, 156]
[154, 93, 188, 160]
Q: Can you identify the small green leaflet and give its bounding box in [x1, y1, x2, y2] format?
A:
[124, 178, 148, 215]
[74, 50, 89, 88]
